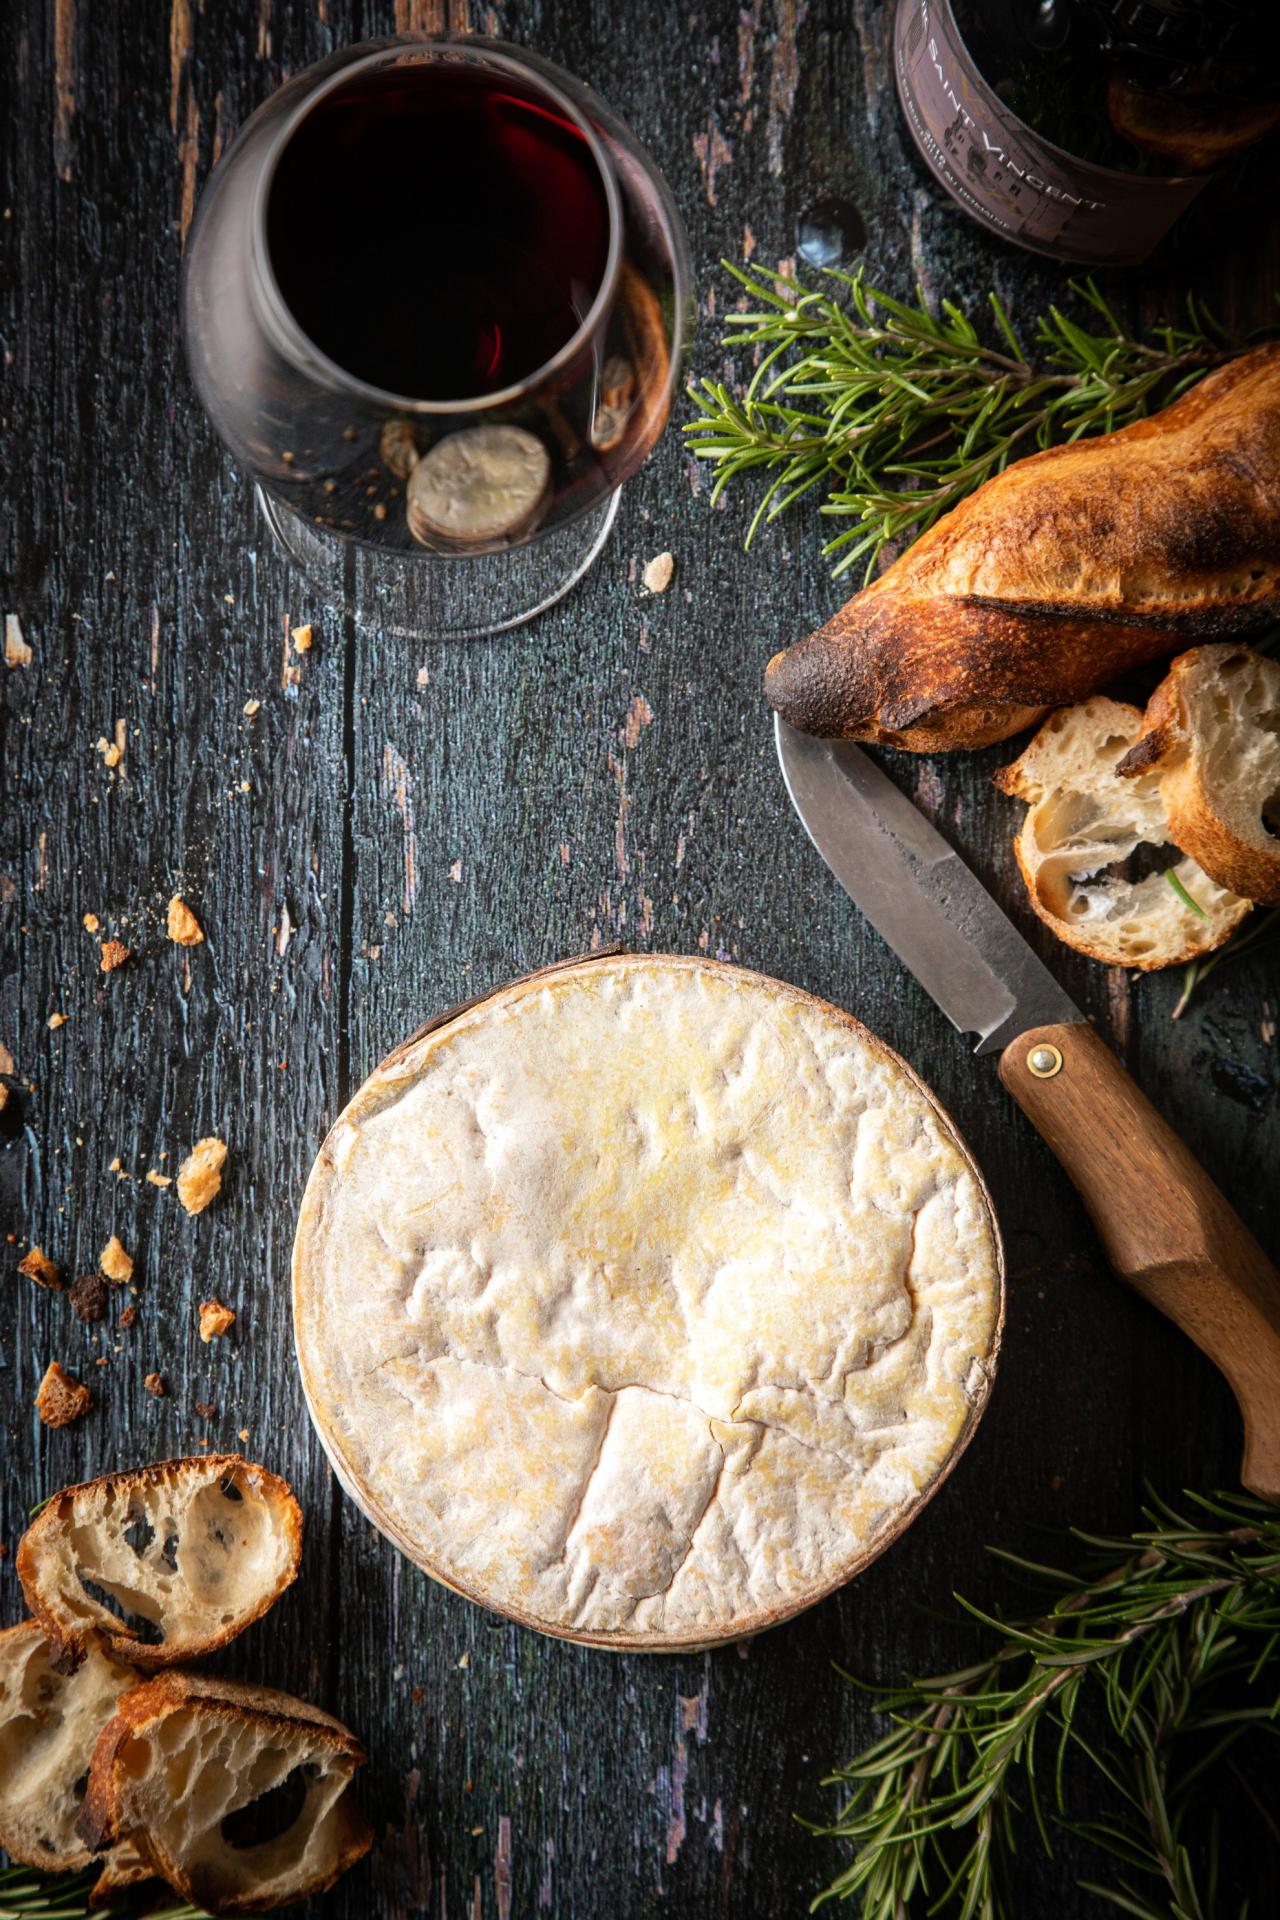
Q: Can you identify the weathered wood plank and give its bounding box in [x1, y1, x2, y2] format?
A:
[0, 0, 349, 1689]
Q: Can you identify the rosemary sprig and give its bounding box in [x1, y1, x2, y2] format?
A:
[811, 1488, 1280, 1919]
[1173, 906, 1280, 1020]
[0, 1865, 206, 1919]
[686, 263, 1237, 582]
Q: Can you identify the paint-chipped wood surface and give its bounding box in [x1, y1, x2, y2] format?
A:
[1, 3, 1277, 1916]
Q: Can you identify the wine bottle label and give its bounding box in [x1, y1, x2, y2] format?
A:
[893, 0, 1207, 266]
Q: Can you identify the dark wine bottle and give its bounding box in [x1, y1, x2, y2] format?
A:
[894, 0, 1280, 264]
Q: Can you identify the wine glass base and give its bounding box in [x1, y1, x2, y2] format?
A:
[255, 487, 621, 640]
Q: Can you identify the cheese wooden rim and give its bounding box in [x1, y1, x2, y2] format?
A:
[293, 953, 1004, 1649]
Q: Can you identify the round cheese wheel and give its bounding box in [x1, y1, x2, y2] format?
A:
[293, 954, 1003, 1647]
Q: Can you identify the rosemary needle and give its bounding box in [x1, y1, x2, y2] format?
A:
[1163, 869, 1208, 920]
[811, 1488, 1280, 1920]
[686, 261, 1241, 583]
[1173, 906, 1280, 1019]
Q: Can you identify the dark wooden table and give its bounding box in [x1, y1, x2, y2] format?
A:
[3, 4, 1277, 1916]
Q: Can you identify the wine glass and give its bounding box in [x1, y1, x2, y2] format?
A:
[181, 36, 692, 639]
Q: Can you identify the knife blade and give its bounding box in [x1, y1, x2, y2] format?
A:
[774, 717, 1080, 1053]
[774, 712, 1280, 1502]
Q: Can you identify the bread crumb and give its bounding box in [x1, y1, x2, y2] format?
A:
[99, 939, 131, 973]
[18, 1246, 62, 1291]
[243, 697, 261, 717]
[0, 1044, 13, 1075]
[47, 1011, 68, 1030]
[194, 1399, 218, 1420]
[642, 551, 675, 594]
[83, 911, 100, 932]
[291, 624, 313, 652]
[237, 1427, 250, 1442]
[199, 1297, 236, 1342]
[178, 1136, 227, 1214]
[96, 736, 123, 769]
[144, 1370, 166, 1397]
[145, 1168, 172, 1188]
[167, 895, 204, 946]
[119, 1303, 137, 1329]
[108, 1156, 123, 1173]
[3, 613, 32, 668]
[69, 1272, 108, 1322]
[99, 1234, 134, 1283]
[36, 1360, 92, 1427]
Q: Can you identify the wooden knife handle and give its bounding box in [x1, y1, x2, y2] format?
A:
[999, 1020, 1280, 1503]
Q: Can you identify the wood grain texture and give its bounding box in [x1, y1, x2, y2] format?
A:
[1, 2, 1277, 1916]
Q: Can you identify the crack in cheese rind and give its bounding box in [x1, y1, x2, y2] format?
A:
[293, 956, 1002, 1643]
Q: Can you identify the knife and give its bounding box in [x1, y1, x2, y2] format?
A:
[775, 715, 1280, 1502]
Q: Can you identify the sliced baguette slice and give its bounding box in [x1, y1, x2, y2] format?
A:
[1116, 644, 1280, 905]
[77, 1672, 372, 1915]
[0, 1618, 141, 1880]
[993, 697, 1252, 967]
[17, 1456, 302, 1670]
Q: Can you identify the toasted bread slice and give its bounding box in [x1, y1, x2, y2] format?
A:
[0, 1619, 140, 1877]
[17, 1456, 302, 1670]
[78, 1672, 372, 1915]
[993, 697, 1252, 967]
[1116, 644, 1280, 905]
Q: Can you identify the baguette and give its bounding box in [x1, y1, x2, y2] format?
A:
[0, 1619, 141, 1885]
[765, 344, 1280, 751]
[77, 1671, 371, 1914]
[17, 1456, 302, 1670]
[1116, 644, 1280, 905]
[993, 697, 1251, 967]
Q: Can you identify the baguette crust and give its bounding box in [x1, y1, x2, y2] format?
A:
[1116, 645, 1280, 905]
[17, 1455, 302, 1669]
[78, 1672, 371, 1915]
[89, 1840, 154, 1904]
[766, 344, 1280, 750]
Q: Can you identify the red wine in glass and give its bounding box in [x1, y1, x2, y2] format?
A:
[181, 37, 691, 635]
[266, 64, 614, 403]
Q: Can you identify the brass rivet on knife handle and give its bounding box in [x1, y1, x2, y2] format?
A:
[1026, 1043, 1062, 1079]
[1000, 1020, 1280, 1504]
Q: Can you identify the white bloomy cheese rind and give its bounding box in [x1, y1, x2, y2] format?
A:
[292, 955, 1003, 1646]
